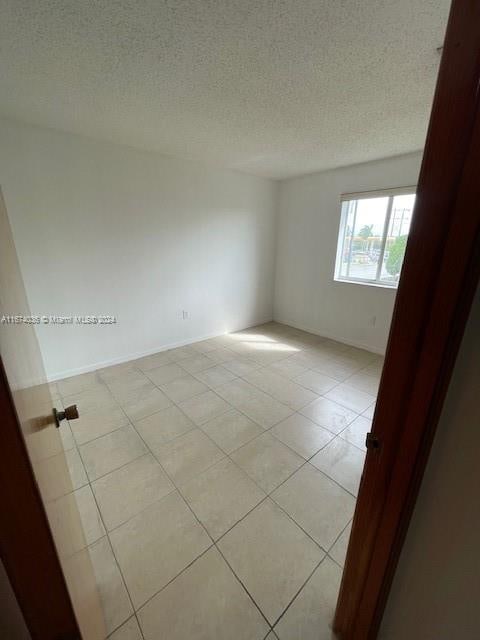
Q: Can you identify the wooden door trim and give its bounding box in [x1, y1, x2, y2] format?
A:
[0, 358, 81, 640]
[334, 1, 480, 637]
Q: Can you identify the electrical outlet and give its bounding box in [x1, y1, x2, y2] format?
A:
[182, 310, 189, 320]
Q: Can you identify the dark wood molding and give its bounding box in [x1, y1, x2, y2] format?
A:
[334, 0, 480, 637]
[0, 358, 81, 640]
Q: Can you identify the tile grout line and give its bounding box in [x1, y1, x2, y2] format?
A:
[67, 365, 364, 504]
[328, 554, 346, 571]
[75, 368, 361, 539]
[56, 324, 381, 636]
[126, 412, 275, 632]
[65, 379, 144, 630]
[214, 541, 274, 633]
[122, 389, 321, 631]
[269, 554, 328, 632]
[58, 326, 381, 398]
[166, 417, 349, 583]
[326, 517, 354, 557]
[60, 380, 159, 639]
[85, 447, 146, 640]
[100, 333, 376, 436]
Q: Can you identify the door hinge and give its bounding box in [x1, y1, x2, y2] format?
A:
[365, 432, 381, 450]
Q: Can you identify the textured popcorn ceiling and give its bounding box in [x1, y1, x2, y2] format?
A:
[0, 1, 450, 179]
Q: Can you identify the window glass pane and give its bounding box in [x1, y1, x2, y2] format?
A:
[338, 196, 389, 281]
[379, 193, 415, 284]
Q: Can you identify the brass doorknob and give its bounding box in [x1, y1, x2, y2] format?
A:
[53, 404, 79, 428]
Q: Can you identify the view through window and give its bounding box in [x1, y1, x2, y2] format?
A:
[334, 188, 416, 287]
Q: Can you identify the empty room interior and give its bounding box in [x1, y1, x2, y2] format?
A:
[3, 2, 478, 640]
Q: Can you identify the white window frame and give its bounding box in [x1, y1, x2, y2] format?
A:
[334, 186, 416, 289]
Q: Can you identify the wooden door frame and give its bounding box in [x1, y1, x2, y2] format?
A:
[0, 358, 81, 640]
[334, 0, 480, 637]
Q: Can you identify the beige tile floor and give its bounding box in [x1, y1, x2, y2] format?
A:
[52, 322, 381, 639]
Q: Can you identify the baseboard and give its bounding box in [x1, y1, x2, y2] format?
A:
[46, 315, 274, 382]
[273, 315, 386, 356]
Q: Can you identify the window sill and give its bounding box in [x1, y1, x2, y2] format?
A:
[333, 277, 398, 290]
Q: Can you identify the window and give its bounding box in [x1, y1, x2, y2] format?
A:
[334, 187, 416, 288]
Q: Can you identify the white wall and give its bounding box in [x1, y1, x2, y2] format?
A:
[0, 119, 277, 380]
[0, 118, 423, 377]
[380, 285, 480, 639]
[274, 152, 423, 353]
